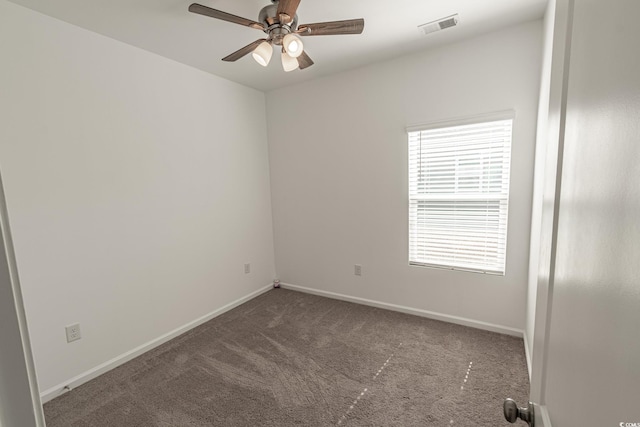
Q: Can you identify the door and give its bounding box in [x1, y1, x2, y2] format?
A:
[517, 0, 640, 426]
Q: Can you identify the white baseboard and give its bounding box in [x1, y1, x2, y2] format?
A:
[40, 284, 273, 403]
[523, 330, 533, 380]
[280, 283, 524, 338]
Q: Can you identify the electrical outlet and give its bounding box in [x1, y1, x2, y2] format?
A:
[65, 323, 81, 343]
[244, 263, 251, 274]
[354, 264, 362, 276]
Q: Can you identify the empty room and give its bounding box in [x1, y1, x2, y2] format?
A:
[1, 0, 638, 426]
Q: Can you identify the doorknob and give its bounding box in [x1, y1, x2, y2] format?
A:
[503, 398, 535, 426]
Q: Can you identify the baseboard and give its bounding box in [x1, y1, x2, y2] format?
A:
[280, 283, 524, 338]
[523, 330, 533, 380]
[40, 284, 273, 403]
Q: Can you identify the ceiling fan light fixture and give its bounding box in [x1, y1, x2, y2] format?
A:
[251, 41, 273, 66]
[283, 33, 303, 58]
[188, 2, 365, 71]
[281, 51, 299, 72]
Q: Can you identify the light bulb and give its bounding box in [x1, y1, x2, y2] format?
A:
[283, 34, 303, 58]
[281, 51, 299, 72]
[252, 41, 273, 67]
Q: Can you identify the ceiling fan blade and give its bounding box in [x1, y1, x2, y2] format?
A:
[297, 51, 314, 70]
[297, 19, 365, 36]
[189, 3, 265, 31]
[276, 0, 301, 24]
[222, 39, 267, 62]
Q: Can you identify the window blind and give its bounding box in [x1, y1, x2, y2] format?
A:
[408, 118, 513, 275]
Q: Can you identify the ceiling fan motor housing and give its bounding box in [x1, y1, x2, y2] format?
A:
[258, 3, 298, 45]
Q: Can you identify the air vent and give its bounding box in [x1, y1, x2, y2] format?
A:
[418, 14, 459, 35]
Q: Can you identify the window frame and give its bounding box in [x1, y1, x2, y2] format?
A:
[406, 111, 515, 275]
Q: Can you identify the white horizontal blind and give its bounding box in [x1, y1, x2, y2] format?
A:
[408, 118, 513, 274]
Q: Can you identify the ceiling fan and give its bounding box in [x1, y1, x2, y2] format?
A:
[188, 0, 365, 72]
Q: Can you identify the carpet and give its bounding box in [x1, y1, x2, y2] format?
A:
[43, 288, 529, 426]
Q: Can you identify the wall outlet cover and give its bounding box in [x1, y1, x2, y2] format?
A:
[65, 323, 81, 343]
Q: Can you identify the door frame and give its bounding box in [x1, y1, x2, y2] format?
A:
[0, 171, 46, 427]
[528, 0, 575, 424]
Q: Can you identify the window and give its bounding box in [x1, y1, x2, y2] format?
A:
[408, 115, 513, 275]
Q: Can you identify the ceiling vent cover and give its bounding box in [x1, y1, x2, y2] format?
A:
[418, 14, 459, 35]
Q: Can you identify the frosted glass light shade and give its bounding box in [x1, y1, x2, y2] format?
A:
[281, 51, 299, 72]
[283, 34, 303, 58]
[252, 41, 273, 67]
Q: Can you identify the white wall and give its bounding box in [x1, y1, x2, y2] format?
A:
[0, 0, 275, 396]
[267, 21, 543, 331]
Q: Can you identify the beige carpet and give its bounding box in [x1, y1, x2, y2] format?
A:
[44, 288, 529, 426]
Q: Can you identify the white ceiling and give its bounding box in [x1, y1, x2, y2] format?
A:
[8, 0, 547, 92]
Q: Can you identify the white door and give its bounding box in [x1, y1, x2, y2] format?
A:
[523, 0, 640, 426]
